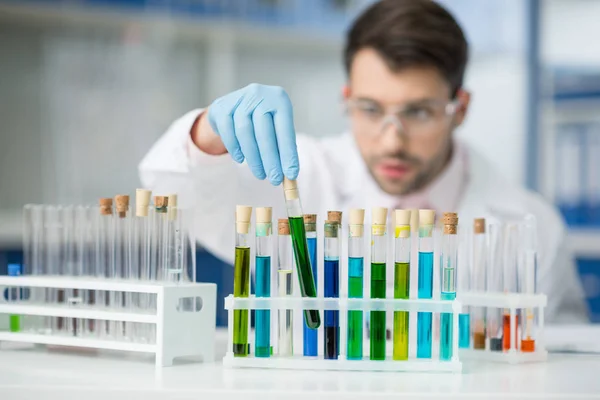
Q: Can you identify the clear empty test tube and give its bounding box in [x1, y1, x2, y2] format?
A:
[233, 205, 252, 357]
[150, 195, 169, 343]
[282, 178, 320, 329]
[166, 194, 182, 283]
[22, 205, 32, 333]
[370, 207, 387, 361]
[472, 218, 487, 350]
[503, 223, 520, 352]
[520, 215, 538, 353]
[347, 208, 365, 360]
[457, 223, 471, 349]
[277, 218, 294, 357]
[393, 210, 411, 361]
[114, 195, 131, 340]
[487, 222, 504, 352]
[46, 205, 62, 334]
[255, 207, 273, 358]
[97, 198, 114, 339]
[60, 205, 75, 336]
[417, 209, 435, 359]
[135, 189, 152, 343]
[71, 206, 87, 337]
[440, 212, 459, 361]
[29, 205, 44, 333]
[303, 214, 318, 357]
[324, 211, 342, 360]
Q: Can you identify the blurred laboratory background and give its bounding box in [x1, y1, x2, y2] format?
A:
[0, 0, 598, 324]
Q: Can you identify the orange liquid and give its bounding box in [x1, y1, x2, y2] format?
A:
[521, 338, 535, 352]
[473, 332, 486, 350]
[502, 314, 519, 351]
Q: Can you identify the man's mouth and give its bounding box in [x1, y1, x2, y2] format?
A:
[376, 161, 413, 179]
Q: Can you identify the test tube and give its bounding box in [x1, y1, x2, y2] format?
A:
[22, 206, 32, 332]
[29, 205, 44, 333]
[440, 212, 459, 361]
[502, 223, 520, 351]
[277, 218, 294, 356]
[166, 194, 182, 283]
[471, 218, 487, 350]
[233, 205, 251, 357]
[8, 263, 22, 332]
[347, 208, 365, 360]
[393, 210, 411, 361]
[71, 206, 87, 337]
[135, 189, 152, 342]
[255, 207, 273, 358]
[417, 209, 435, 358]
[324, 211, 342, 359]
[303, 214, 318, 357]
[520, 215, 537, 352]
[457, 224, 471, 349]
[114, 195, 131, 340]
[487, 222, 503, 351]
[282, 178, 320, 329]
[370, 207, 387, 361]
[97, 198, 114, 338]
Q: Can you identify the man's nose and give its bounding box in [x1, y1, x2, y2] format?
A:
[380, 115, 407, 148]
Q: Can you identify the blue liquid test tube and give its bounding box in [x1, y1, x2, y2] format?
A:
[417, 209, 435, 359]
[324, 211, 342, 359]
[255, 207, 272, 358]
[303, 214, 318, 356]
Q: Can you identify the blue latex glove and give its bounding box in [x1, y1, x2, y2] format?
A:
[207, 83, 299, 185]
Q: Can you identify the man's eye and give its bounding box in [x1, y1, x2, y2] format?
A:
[404, 107, 433, 120]
[361, 106, 383, 117]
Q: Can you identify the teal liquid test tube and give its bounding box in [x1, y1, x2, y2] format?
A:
[233, 205, 252, 357]
[255, 207, 272, 358]
[440, 213, 459, 361]
[457, 220, 473, 349]
[370, 207, 388, 361]
[347, 209, 365, 360]
[303, 214, 318, 356]
[417, 209, 435, 359]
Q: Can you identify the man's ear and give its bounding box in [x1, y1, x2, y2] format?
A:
[454, 89, 471, 127]
[342, 84, 351, 100]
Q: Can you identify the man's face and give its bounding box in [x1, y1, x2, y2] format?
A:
[346, 48, 468, 195]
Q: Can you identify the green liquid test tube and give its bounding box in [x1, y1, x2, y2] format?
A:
[347, 209, 365, 360]
[283, 178, 320, 329]
[370, 207, 388, 361]
[393, 210, 411, 360]
[233, 205, 252, 357]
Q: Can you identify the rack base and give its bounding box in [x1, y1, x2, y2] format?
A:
[459, 349, 548, 364]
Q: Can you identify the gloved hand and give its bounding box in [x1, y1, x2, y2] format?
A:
[207, 83, 299, 186]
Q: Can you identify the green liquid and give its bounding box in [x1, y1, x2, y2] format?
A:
[393, 262, 410, 360]
[288, 216, 320, 329]
[347, 275, 363, 359]
[9, 315, 20, 332]
[233, 246, 250, 357]
[370, 262, 386, 360]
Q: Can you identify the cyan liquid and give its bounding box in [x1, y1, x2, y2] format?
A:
[347, 257, 364, 360]
[255, 255, 271, 358]
[324, 258, 340, 359]
[303, 236, 318, 356]
[459, 313, 470, 349]
[440, 291, 456, 361]
[417, 251, 434, 358]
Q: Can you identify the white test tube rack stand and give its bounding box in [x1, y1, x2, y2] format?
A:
[457, 291, 548, 364]
[223, 296, 463, 373]
[0, 276, 216, 367]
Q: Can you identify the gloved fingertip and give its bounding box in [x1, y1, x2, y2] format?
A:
[232, 152, 244, 163]
[284, 166, 299, 180]
[269, 171, 283, 186]
[253, 169, 267, 180]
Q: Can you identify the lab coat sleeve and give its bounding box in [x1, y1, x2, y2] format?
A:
[138, 109, 338, 266]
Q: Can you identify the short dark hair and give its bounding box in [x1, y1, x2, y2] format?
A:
[344, 0, 468, 96]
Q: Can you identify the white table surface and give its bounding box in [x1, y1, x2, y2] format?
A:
[0, 329, 599, 400]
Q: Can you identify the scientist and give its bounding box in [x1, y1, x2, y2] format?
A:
[140, 0, 587, 322]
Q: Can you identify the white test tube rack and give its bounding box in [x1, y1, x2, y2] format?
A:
[0, 276, 216, 367]
[457, 291, 548, 364]
[223, 296, 463, 373]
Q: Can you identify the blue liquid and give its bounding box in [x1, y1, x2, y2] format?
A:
[324, 257, 340, 359]
[459, 313, 470, 349]
[255, 255, 271, 357]
[347, 257, 364, 360]
[303, 237, 318, 356]
[417, 251, 434, 358]
[440, 291, 456, 361]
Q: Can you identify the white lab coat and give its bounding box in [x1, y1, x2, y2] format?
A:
[139, 109, 588, 324]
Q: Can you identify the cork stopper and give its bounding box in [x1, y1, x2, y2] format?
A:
[349, 208, 365, 237]
[395, 209, 411, 238]
[304, 214, 317, 232]
[236, 205, 252, 234]
[283, 177, 299, 200]
[443, 212, 459, 235]
[324, 220, 339, 238]
[99, 198, 113, 215]
[154, 196, 168, 213]
[167, 194, 178, 220]
[135, 189, 151, 217]
[114, 195, 129, 218]
[278, 218, 290, 235]
[256, 207, 272, 224]
[419, 209, 435, 226]
[474, 218, 486, 234]
[371, 207, 388, 236]
[327, 211, 343, 225]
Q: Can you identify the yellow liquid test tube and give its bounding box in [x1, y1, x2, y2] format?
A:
[393, 210, 411, 360]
